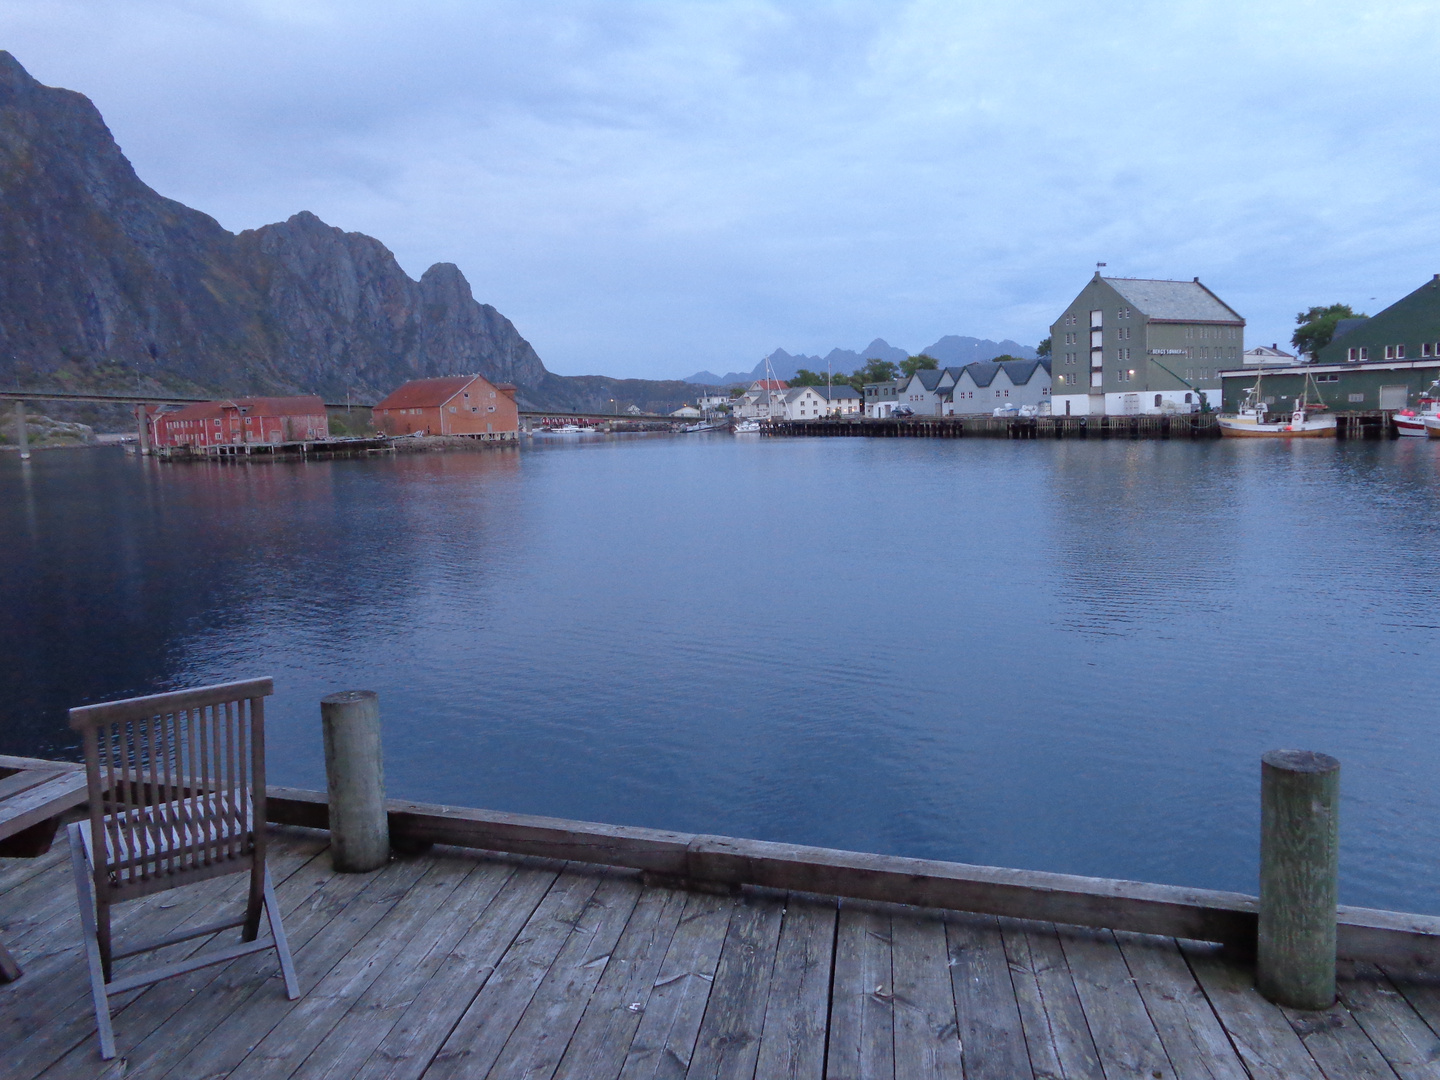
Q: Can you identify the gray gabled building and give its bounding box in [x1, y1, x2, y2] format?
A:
[1050, 273, 1244, 416]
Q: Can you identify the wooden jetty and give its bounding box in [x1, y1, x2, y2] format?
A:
[6, 787, 1440, 1077]
[768, 411, 1401, 440]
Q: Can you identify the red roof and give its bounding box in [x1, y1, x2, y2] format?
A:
[752, 379, 788, 390]
[157, 396, 325, 421]
[373, 376, 479, 411]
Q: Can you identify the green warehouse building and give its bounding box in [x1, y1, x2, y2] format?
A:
[1220, 274, 1440, 413]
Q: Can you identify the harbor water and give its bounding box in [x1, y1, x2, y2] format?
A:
[3, 435, 1439, 913]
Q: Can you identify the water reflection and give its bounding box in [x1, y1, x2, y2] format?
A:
[2, 437, 1440, 914]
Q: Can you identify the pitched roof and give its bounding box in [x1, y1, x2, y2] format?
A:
[750, 379, 788, 391]
[906, 369, 945, 392]
[158, 396, 325, 421]
[374, 376, 477, 410]
[815, 384, 860, 400]
[1329, 318, 1369, 343]
[1102, 277, 1243, 323]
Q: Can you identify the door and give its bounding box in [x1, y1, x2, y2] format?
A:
[1123, 394, 1140, 415]
[1379, 385, 1408, 410]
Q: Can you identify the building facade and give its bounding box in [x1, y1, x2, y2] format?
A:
[781, 384, 862, 420]
[734, 379, 789, 419]
[1049, 274, 1244, 416]
[1221, 359, 1440, 413]
[943, 359, 1051, 414]
[373, 375, 518, 439]
[863, 379, 900, 417]
[151, 396, 329, 449]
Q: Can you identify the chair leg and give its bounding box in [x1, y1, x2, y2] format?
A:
[68, 824, 117, 1061]
[0, 938, 23, 982]
[262, 863, 300, 1000]
[242, 863, 264, 942]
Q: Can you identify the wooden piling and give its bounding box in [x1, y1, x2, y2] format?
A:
[320, 690, 390, 872]
[1256, 749, 1340, 1009]
[15, 401, 29, 461]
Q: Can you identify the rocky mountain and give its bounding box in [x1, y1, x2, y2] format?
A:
[685, 336, 1036, 386]
[0, 52, 696, 415]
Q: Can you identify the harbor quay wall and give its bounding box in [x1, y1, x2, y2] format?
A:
[766, 412, 1400, 439]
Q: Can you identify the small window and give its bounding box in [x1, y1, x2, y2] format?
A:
[1385, 345, 1395, 359]
[1424, 343, 1434, 357]
[1397, 344, 1406, 359]
[1184, 393, 1192, 404]
[1155, 394, 1163, 407]
[1360, 347, 1369, 360]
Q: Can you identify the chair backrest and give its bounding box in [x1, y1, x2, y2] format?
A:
[68, 678, 273, 901]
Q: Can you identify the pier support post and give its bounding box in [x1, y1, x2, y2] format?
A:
[321, 690, 390, 872]
[15, 401, 29, 461]
[1256, 749, 1340, 1009]
[134, 404, 151, 456]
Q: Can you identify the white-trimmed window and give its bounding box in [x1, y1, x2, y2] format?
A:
[1385, 345, 1395, 359]
[1397, 344, 1406, 358]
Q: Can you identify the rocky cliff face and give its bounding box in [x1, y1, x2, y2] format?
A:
[0, 51, 664, 412]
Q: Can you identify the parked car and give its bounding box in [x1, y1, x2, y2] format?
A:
[892, 406, 914, 418]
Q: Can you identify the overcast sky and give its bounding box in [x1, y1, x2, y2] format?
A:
[4, 1, 1438, 379]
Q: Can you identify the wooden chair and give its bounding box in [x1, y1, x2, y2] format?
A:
[67, 678, 299, 1060]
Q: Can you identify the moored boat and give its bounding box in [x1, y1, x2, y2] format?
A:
[1218, 371, 1336, 438]
[1394, 386, 1440, 436]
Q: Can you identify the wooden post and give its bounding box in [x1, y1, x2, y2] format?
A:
[320, 690, 390, 872]
[15, 401, 30, 461]
[1257, 749, 1340, 1009]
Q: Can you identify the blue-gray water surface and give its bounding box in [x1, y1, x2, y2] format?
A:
[3, 435, 1439, 914]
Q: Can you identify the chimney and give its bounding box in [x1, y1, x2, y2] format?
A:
[1193, 276, 1199, 283]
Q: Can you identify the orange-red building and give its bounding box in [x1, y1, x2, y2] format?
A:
[372, 375, 518, 440]
[151, 396, 329, 449]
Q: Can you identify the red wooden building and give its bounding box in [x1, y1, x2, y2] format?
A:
[151, 396, 329, 449]
[372, 375, 518, 440]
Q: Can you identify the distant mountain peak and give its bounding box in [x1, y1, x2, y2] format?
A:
[682, 334, 1035, 385]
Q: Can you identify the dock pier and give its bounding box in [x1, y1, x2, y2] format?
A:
[768, 410, 1406, 440]
[6, 762, 1440, 1076]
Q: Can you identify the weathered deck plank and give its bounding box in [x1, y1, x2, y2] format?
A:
[1113, 931, 1248, 1080]
[1059, 926, 1175, 1079]
[422, 868, 605, 1080]
[889, 912, 964, 1079]
[551, 884, 691, 1080]
[615, 891, 735, 1080]
[349, 858, 561, 1080]
[486, 874, 644, 1080]
[947, 911, 1031, 1080]
[1338, 960, 1440, 1080]
[685, 894, 785, 1080]
[6, 827, 1437, 1080]
[826, 905, 895, 1080]
[754, 896, 837, 1080]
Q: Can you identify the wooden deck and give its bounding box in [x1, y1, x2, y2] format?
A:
[4, 827, 1440, 1079]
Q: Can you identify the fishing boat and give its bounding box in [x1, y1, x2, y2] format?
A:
[1218, 370, 1336, 438]
[734, 418, 761, 433]
[1394, 383, 1440, 436]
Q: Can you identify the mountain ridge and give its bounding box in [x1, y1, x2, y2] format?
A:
[0, 52, 700, 415]
[685, 335, 1038, 385]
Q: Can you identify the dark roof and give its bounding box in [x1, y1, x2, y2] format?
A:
[374, 376, 477, 410]
[908, 369, 945, 392]
[816, 384, 860, 400]
[1102, 276, 1243, 323]
[953, 359, 1048, 387]
[1330, 318, 1369, 343]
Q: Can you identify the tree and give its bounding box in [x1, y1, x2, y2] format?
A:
[728, 385, 746, 398]
[989, 354, 1022, 364]
[1037, 336, 1051, 357]
[789, 368, 826, 387]
[1292, 304, 1365, 361]
[900, 354, 939, 378]
[858, 358, 899, 384]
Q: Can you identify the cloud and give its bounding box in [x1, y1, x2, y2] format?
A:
[2, 0, 1437, 376]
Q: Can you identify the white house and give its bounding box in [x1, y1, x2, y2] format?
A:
[896, 368, 962, 415]
[782, 383, 862, 420]
[943, 359, 1052, 415]
[697, 392, 731, 413]
[734, 379, 789, 420]
[671, 405, 702, 418]
[1242, 343, 1297, 366]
